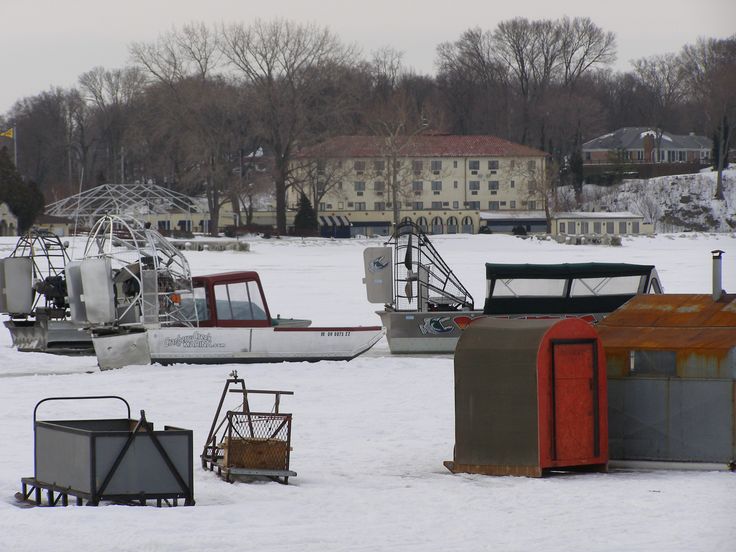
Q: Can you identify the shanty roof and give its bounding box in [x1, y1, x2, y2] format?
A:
[296, 135, 548, 159]
[45, 183, 202, 221]
[597, 294, 736, 350]
[582, 128, 712, 151]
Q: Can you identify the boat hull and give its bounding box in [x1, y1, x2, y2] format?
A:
[378, 310, 486, 354]
[378, 310, 603, 354]
[4, 319, 93, 354]
[93, 325, 384, 370]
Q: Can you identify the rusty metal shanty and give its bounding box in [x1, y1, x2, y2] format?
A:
[201, 371, 296, 484]
[598, 291, 736, 466]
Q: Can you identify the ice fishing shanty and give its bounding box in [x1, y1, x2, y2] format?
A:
[445, 317, 608, 477]
[18, 396, 194, 507]
[597, 250, 736, 467]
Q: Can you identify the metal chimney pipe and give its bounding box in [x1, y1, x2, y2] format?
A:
[712, 249, 724, 301]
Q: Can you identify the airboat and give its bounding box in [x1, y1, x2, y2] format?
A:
[0, 230, 92, 353]
[363, 222, 662, 354]
[70, 216, 382, 369]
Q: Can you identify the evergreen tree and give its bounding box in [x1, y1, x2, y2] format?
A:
[293, 193, 318, 237]
[0, 146, 46, 234]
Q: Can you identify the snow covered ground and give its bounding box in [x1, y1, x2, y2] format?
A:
[1, 232, 735, 552]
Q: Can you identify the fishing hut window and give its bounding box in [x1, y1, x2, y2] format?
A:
[569, 276, 643, 296]
[214, 281, 267, 321]
[492, 278, 566, 297]
[630, 350, 676, 376]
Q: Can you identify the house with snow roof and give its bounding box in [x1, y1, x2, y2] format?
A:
[582, 128, 711, 165]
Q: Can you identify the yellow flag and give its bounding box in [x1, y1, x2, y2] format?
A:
[0, 127, 13, 139]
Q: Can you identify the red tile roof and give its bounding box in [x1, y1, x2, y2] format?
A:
[296, 135, 548, 159]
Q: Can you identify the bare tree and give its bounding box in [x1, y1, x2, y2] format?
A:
[632, 193, 663, 231]
[220, 19, 358, 234]
[131, 23, 249, 235]
[632, 53, 687, 160]
[680, 35, 736, 199]
[558, 17, 616, 89]
[78, 66, 147, 184]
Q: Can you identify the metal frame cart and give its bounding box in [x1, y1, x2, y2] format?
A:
[17, 395, 194, 507]
[201, 371, 296, 484]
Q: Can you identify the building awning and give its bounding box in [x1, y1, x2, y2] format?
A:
[318, 215, 351, 227]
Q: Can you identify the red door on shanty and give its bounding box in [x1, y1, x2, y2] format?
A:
[551, 341, 598, 462]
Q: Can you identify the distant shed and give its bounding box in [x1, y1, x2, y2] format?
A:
[446, 317, 608, 477]
[597, 293, 736, 466]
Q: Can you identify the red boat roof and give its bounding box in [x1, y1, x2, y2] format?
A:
[192, 271, 261, 285]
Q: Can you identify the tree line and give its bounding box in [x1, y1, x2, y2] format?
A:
[0, 17, 733, 235]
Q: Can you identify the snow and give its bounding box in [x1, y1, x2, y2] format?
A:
[638, 130, 672, 142]
[583, 167, 736, 232]
[1, 232, 736, 551]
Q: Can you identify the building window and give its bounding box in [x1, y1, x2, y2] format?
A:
[465, 201, 480, 209]
[326, 203, 333, 210]
[453, 160, 458, 168]
[581, 221, 589, 233]
[606, 222, 614, 234]
[619, 221, 627, 234]
[593, 222, 601, 233]
[469, 160, 480, 171]
[412, 160, 423, 174]
[636, 150, 643, 161]
[584, 152, 591, 161]
[431, 201, 443, 209]
[469, 181, 480, 191]
[431, 216, 444, 234]
[527, 160, 536, 171]
[319, 202, 325, 211]
[354, 202, 366, 211]
[500, 201, 506, 206]
[374, 160, 385, 172]
[414, 201, 424, 210]
[510, 200, 516, 208]
[452, 201, 459, 209]
[453, 181, 458, 189]
[374, 181, 385, 192]
[632, 221, 640, 234]
[559, 222, 566, 234]
[412, 181, 423, 192]
[354, 160, 366, 172]
[488, 160, 499, 170]
[338, 202, 344, 209]
[337, 182, 343, 190]
[510, 180, 515, 188]
[316, 160, 326, 175]
[489, 201, 499, 210]
[404, 202, 413, 208]
[528, 201, 536, 210]
[488, 181, 499, 191]
[431, 181, 442, 191]
[354, 181, 365, 192]
[431, 160, 442, 172]
[374, 202, 385, 211]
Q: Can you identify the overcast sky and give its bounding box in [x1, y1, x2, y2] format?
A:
[1, 0, 734, 115]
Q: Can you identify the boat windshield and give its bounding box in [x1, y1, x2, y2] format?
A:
[177, 287, 210, 322]
[213, 281, 268, 321]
